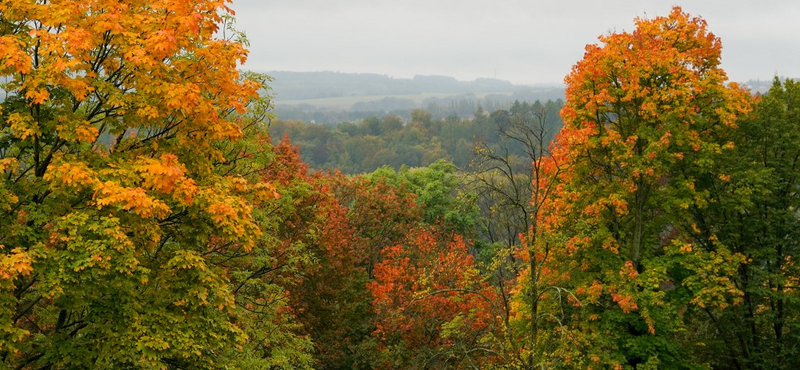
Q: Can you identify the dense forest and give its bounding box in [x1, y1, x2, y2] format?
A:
[0, 3, 798, 370]
[270, 100, 563, 173]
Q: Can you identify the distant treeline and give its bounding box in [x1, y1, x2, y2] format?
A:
[266, 71, 546, 100]
[745, 78, 799, 93]
[274, 89, 566, 124]
[269, 100, 564, 174]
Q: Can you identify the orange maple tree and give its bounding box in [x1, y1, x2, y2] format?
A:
[536, 7, 752, 368]
[369, 227, 500, 369]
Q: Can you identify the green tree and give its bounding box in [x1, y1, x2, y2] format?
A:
[380, 114, 404, 133]
[688, 78, 800, 369]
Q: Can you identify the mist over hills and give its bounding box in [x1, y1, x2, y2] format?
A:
[265, 71, 566, 124]
[266, 71, 553, 100]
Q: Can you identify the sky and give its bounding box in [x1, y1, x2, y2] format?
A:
[228, 0, 800, 85]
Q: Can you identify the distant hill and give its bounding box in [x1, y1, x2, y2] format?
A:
[743, 78, 798, 94]
[263, 71, 566, 124]
[265, 71, 559, 101]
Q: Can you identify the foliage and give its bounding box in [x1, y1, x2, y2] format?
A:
[1, 3, 798, 370]
[0, 1, 312, 368]
[369, 228, 501, 369]
[365, 160, 479, 236]
[541, 7, 753, 368]
[269, 102, 564, 173]
[260, 136, 376, 370]
[465, 97, 569, 369]
[687, 78, 800, 369]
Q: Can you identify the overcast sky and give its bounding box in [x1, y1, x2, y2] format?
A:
[229, 0, 799, 85]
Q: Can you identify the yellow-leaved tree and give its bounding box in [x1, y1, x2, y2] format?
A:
[0, 0, 313, 368]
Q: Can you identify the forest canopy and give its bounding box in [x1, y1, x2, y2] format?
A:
[0, 3, 797, 370]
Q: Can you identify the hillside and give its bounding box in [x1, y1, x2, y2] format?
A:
[266, 71, 565, 124]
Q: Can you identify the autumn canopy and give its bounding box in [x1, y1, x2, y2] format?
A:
[1, 3, 798, 370]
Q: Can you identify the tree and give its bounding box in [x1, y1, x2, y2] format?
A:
[319, 167, 427, 369]
[688, 78, 800, 369]
[367, 161, 478, 236]
[213, 126, 316, 370]
[327, 163, 487, 369]
[0, 1, 310, 368]
[255, 137, 370, 370]
[470, 101, 563, 250]
[543, 7, 751, 368]
[369, 228, 500, 369]
[467, 100, 567, 369]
